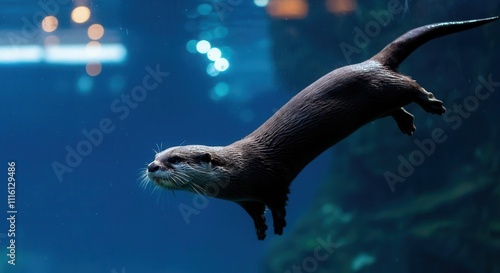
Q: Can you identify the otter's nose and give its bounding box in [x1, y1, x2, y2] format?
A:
[147, 162, 160, 173]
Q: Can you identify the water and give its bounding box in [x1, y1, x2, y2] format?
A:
[0, 1, 498, 272]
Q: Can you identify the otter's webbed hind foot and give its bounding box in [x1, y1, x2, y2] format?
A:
[390, 107, 416, 136]
[237, 201, 268, 240]
[416, 88, 446, 115]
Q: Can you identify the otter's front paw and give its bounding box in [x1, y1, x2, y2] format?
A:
[417, 90, 446, 115]
[256, 222, 268, 240]
[237, 201, 268, 240]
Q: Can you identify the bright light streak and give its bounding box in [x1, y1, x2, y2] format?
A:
[0, 46, 43, 63]
[45, 44, 127, 64]
[0, 44, 127, 65]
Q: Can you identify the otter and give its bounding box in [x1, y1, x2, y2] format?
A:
[144, 17, 498, 240]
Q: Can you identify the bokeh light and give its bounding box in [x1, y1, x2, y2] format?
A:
[210, 82, 230, 100]
[197, 3, 213, 15]
[186, 40, 198, 53]
[266, 0, 308, 19]
[77, 75, 93, 94]
[214, 26, 229, 38]
[198, 30, 214, 41]
[41, 16, 58, 33]
[326, 0, 357, 14]
[196, 40, 211, 54]
[88, 24, 105, 40]
[214, 58, 229, 72]
[86, 62, 102, 76]
[85, 41, 102, 57]
[254, 0, 269, 7]
[207, 48, 222, 61]
[206, 63, 220, 77]
[71, 6, 91, 24]
[44, 35, 60, 47]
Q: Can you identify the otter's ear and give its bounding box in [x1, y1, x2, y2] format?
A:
[197, 152, 212, 163]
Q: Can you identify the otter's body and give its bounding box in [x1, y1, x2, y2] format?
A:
[145, 17, 498, 240]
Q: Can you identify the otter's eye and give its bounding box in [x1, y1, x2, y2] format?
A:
[168, 156, 182, 164]
[197, 152, 212, 163]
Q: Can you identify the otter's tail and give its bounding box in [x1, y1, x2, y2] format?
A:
[372, 16, 498, 70]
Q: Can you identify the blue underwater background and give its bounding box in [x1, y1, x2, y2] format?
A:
[0, 0, 499, 272]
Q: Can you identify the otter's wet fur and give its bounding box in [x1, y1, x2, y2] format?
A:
[146, 17, 498, 240]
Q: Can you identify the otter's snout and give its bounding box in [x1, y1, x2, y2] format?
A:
[147, 162, 160, 173]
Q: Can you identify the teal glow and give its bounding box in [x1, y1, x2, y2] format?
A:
[186, 40, 198, 53]
[254, 0, 268, 7]
[206, 63, 220, 77]
[214, 82, 229, 97]
[197, 4, 212, 15]
[214, 26, 229, 38]
[77, 75, 93, 94]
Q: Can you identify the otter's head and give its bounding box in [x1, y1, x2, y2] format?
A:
[143, 145, 229, 196]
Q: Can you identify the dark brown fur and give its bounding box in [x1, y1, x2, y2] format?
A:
[147, 17, 498, 240]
